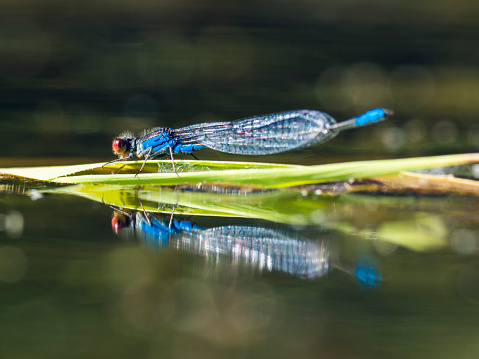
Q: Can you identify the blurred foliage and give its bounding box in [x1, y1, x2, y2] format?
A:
[0, 0, 478, 158]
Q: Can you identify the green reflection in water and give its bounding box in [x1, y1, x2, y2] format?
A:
[0, 177, 478, 359]
[40, 182, 478, 252]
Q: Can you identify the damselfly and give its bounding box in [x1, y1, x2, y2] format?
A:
[108, 108, 393, 173]
[112, 208, 381, 284]
[111, 210, 329, 279]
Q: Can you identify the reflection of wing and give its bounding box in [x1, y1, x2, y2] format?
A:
[188, 226, 330, 278]
[174, 110, 338, 155]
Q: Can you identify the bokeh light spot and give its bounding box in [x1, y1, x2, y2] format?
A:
[432, 120, 458, 144]
[0, 211, 24, 238]
[450, 228, 477, 255]
[103, 247, 152, 293]
[403, 119, 427, 144]
[342, 63, 389, 109]
[379, 126, 406, 152]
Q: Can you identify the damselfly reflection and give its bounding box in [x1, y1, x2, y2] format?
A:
[111, 209, 381, 286]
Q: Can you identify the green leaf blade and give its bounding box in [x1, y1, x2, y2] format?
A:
[1, 153, 478, 188]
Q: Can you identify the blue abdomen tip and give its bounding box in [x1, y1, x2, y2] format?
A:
[355, 108, 391, 126]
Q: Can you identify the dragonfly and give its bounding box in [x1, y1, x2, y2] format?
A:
[108, 107, 393, 173]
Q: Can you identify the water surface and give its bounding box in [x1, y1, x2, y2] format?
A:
[0, 178, 478, 359]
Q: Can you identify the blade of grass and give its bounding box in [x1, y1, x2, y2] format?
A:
[0, 159, 300, 182]
[54, 153, 479, 188]
[372, 171, 479, 194]
[1, 153, 478, 189]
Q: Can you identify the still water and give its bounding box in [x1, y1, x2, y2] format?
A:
[1, 0, 479, 357]
[0, 179, 478, 359]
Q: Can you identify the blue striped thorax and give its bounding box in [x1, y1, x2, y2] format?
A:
[136, 129, 174, 158]
[133, 129, 206, 158]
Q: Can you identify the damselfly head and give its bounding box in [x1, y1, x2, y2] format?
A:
[111, 211, 131, 235]
[112, 138, 130, 157]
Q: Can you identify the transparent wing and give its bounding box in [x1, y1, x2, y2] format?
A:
[189, 226, 330, 278]
[174, 110, 337, 155]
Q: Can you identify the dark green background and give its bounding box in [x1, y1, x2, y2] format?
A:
[0, 0, 478, 160]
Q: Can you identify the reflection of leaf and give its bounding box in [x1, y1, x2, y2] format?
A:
[45, 184, 452, 252]
[45, 184, 337, 224]
[374, 214, 449, 251]
[0, 153, 478, 188]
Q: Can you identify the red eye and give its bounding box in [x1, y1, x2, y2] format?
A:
[112, 138, 127, 155]
[111, 213, 130, 234]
